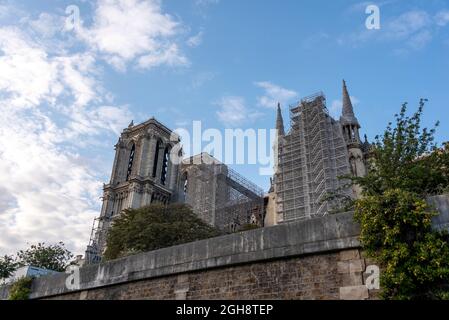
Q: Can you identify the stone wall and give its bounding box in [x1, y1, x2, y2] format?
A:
[2, 196, 446, 300]
[44, 249, 376, 300]
[2, 212, 381, 300]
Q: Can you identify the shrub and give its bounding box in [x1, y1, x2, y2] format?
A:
[104, 204, 222, 260]
[8, 277, 33, 300]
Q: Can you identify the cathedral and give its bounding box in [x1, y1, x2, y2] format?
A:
[85, 80, 370, 264]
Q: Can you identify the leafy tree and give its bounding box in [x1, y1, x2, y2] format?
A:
[16, 242, 73, 272]
[0, 255, 17, 281]
[353, 99, 449, 299]
[355, 99, 449, 197]
[104, 204, 223, 260]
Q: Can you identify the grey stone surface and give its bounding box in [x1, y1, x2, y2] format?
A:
[429, 194, 449, 231]
[0, 211, 360, 300]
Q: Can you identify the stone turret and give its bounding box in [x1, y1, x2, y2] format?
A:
[340, 80, 361, 146]
[340, 80, 366, 197]
[276, 102, 285, 136]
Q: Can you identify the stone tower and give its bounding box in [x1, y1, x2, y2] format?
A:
[85, 118, 181, 263]
[340, 80, 366, 197]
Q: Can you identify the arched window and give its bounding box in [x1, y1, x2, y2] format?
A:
[152, 140, 161, 178]
[160, 146, 170, 185]
[182, 172, 188, 198]
[126, 144, 135, 181]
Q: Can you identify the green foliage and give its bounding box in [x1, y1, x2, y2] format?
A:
[322, 181, 355, 214]
[104, 204, 223, 261]
[16, 242, 73, 272]
[0, 255, 17, 281]
[353, 100, 449, 300]
[355, 189, 449, 299]
[354, 99, 449, 197]
[8, 277, 33, 300]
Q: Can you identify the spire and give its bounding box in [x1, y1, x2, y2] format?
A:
[341, 80, 359, 127]
[276, 102, 285, 136]
[342, 80, 354, 117]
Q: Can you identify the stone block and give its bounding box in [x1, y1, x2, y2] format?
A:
[339, 249, 360, 261]
[339, 285, 369, 300]
[337, 261, 349, 274]
[349, 259, 365, 273]
[340, 272, 363, 286]
[79, 291, 88, 300]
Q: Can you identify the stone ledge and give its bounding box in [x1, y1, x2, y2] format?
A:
[339, 285, 369, 300]
[1, 211, 361, 300]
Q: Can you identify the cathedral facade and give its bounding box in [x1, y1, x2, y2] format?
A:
[86, 80, 369, 263]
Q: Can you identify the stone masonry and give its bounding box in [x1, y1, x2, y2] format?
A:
[1, 212, 380, 300]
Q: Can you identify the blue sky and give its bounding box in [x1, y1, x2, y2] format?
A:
[1, 0, 448, 255]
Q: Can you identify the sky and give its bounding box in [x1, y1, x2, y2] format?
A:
[1, 0, 448, 256]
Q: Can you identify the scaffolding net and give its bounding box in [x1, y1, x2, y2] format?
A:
[275, 92, 351, 222]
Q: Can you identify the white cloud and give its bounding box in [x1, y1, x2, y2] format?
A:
[386, 11, 431, 40]
[187, 31, 203, 48]
[0, 15, 132, 255]
[254, 81, 297, 109]
[195, 0, 220, 6]
[79, 0, 188, 71]
[28, 12, 64, 38]
[329, 96, 360, 118]
[338, 8, 449, 52]
[435, 10, 449, 27]
[216, 96, 263, 127]
[406, 30, 432, 50]
[138, 43, 189, 69]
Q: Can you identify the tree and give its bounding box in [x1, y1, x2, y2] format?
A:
[354, 99, 449, 197]
[16, 242, 73, 272]
[353, 99, 449, 299]
[104, 204, 223, 261]
[0, 255, 17, 281]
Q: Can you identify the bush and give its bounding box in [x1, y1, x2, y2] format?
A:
[355, 189, 449, 299]
[8, 277, 33, 300]
[353, 100, 449, 299]
[104, 204, 223, 260]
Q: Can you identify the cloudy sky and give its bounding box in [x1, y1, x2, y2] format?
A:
[1, 0, 448, 256]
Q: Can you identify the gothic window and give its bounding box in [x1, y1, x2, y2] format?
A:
[126, 144, 135, 181]
[160, 146, 170, 185]
[152, 140, 161, 178]
[182, 173, 188, 198]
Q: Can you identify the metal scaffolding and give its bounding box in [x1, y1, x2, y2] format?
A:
[181, 155, 265, 232]
[215, 166, 265, 231]
[275, 92, 351, 222]
[85, 215, 112, 264]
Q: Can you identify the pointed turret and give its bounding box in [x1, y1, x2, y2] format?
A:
[341, 80, 359, 127]
[276, 102, 285, 136]
[340, 80, 361, 147]
[342, 80, 354, 116]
